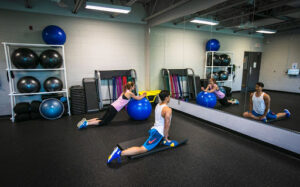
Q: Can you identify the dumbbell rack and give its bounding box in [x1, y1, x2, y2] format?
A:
[204, 51, 234, 89]
[2, 42, 71, 122]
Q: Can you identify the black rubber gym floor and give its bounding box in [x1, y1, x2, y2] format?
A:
[0, 109, 300, 186]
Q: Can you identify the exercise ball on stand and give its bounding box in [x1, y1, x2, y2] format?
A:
[42, 25, 66, 45]
[44, 77, 63, 92]
[196, 92, 217, 108]
[206, 39, 220, 51]
[11, 48, 39, 69]
[39, 98, 65, 120]
[17, 76, 41, 93]
[39, 49, 63, 68]
[220, 54, 231, 66]
[212, 72, 220, 80]
[219, 71, 229, 80]
[213, 54, 222, 66]
[127, 98, 152, 120]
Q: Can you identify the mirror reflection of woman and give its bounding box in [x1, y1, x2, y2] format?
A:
[201, 78, 239, 106]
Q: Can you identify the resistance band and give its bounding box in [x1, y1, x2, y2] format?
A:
[117, 76, 122, 97]
[173, 75, 179, 99]
[177, 75, 182, 99]
[112, 77, 116, 101]
[122, 76, 127, 86]
[108, 79, 111, 103]
[180, 76, 185, 98]
[169, 74, 174, 98]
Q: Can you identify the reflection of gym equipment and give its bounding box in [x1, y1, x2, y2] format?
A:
[117, 136, 188, 159]
[162, 68, 198, 100]
[138, 90, 161, 103]
[196, 92, 217, 108]
[205, 51, 234, 91]
[95, 69, 137, 110]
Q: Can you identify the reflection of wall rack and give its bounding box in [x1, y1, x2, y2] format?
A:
[204, 51, 234, 89]
[94, 69, 137, 110]
[2, 42, 71, 122]
[161, 68, 197, 100]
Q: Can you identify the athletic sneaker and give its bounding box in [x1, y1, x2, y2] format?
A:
[284, 109, 291, 118]
[233, 99, 239, 105]
[162, 140, 178, 147]
[107, 147, 122, 164]
[77, 118, 88, 129]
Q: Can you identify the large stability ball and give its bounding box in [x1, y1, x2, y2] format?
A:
[17, 76, 41, 93]
[127, 98, 152, 120]
[11, 48, 39, 69]
[206, 39, 220, 51]
[42, 25, 66, 45]
[39, 49, 63, 68]
[220, 54, 231, 66]
[44, 77, 63, 92]
[196, 92, 217, 108]
[39, 98, 64, 120]
[219, 71, 229, 80]
[219, 86, 226, 95]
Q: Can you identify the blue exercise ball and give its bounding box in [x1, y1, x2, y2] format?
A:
[42, 25, 66, 45]
[206, 39, 220, 51]
[196, 92, 217, 108]
[219, 86, 226, 95]
[127, 98, 152, 120]
[39, 98, 64, 120]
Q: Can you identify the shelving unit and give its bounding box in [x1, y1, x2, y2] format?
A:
[2, 42, 71, 122]
[204, 51, 234, 89]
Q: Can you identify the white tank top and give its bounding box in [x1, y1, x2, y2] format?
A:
[252, 92, 268, 115]
[152, 104, 170, 136]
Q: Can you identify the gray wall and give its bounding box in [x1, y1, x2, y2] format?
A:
[0, 10, 146, 115]
[259, 33, 300, 93]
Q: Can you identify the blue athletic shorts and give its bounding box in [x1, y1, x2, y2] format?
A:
[143, 129, 163, 151]
[251, 110, 277, 120]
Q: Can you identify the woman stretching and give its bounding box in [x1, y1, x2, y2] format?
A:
[201, 78, 239, 106]
[77, 82, 146, 129]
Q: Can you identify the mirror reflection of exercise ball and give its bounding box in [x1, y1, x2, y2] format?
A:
[39, 50, 63, 68]
[206, 39, 220, 51]
[219, 86, 227, 95]
[219, 71, 229, 80]
[213, 54, 222, 66]
[220, 54, 231, 66]
[11, 48, 39, 69]
[212, 72, 219, 80]
[44, 77, 63, 92]
[17, 76, 41, 93]
[196, 92, 217, 108]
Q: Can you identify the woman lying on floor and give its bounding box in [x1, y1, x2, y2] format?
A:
[76, 82, 146, 129]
